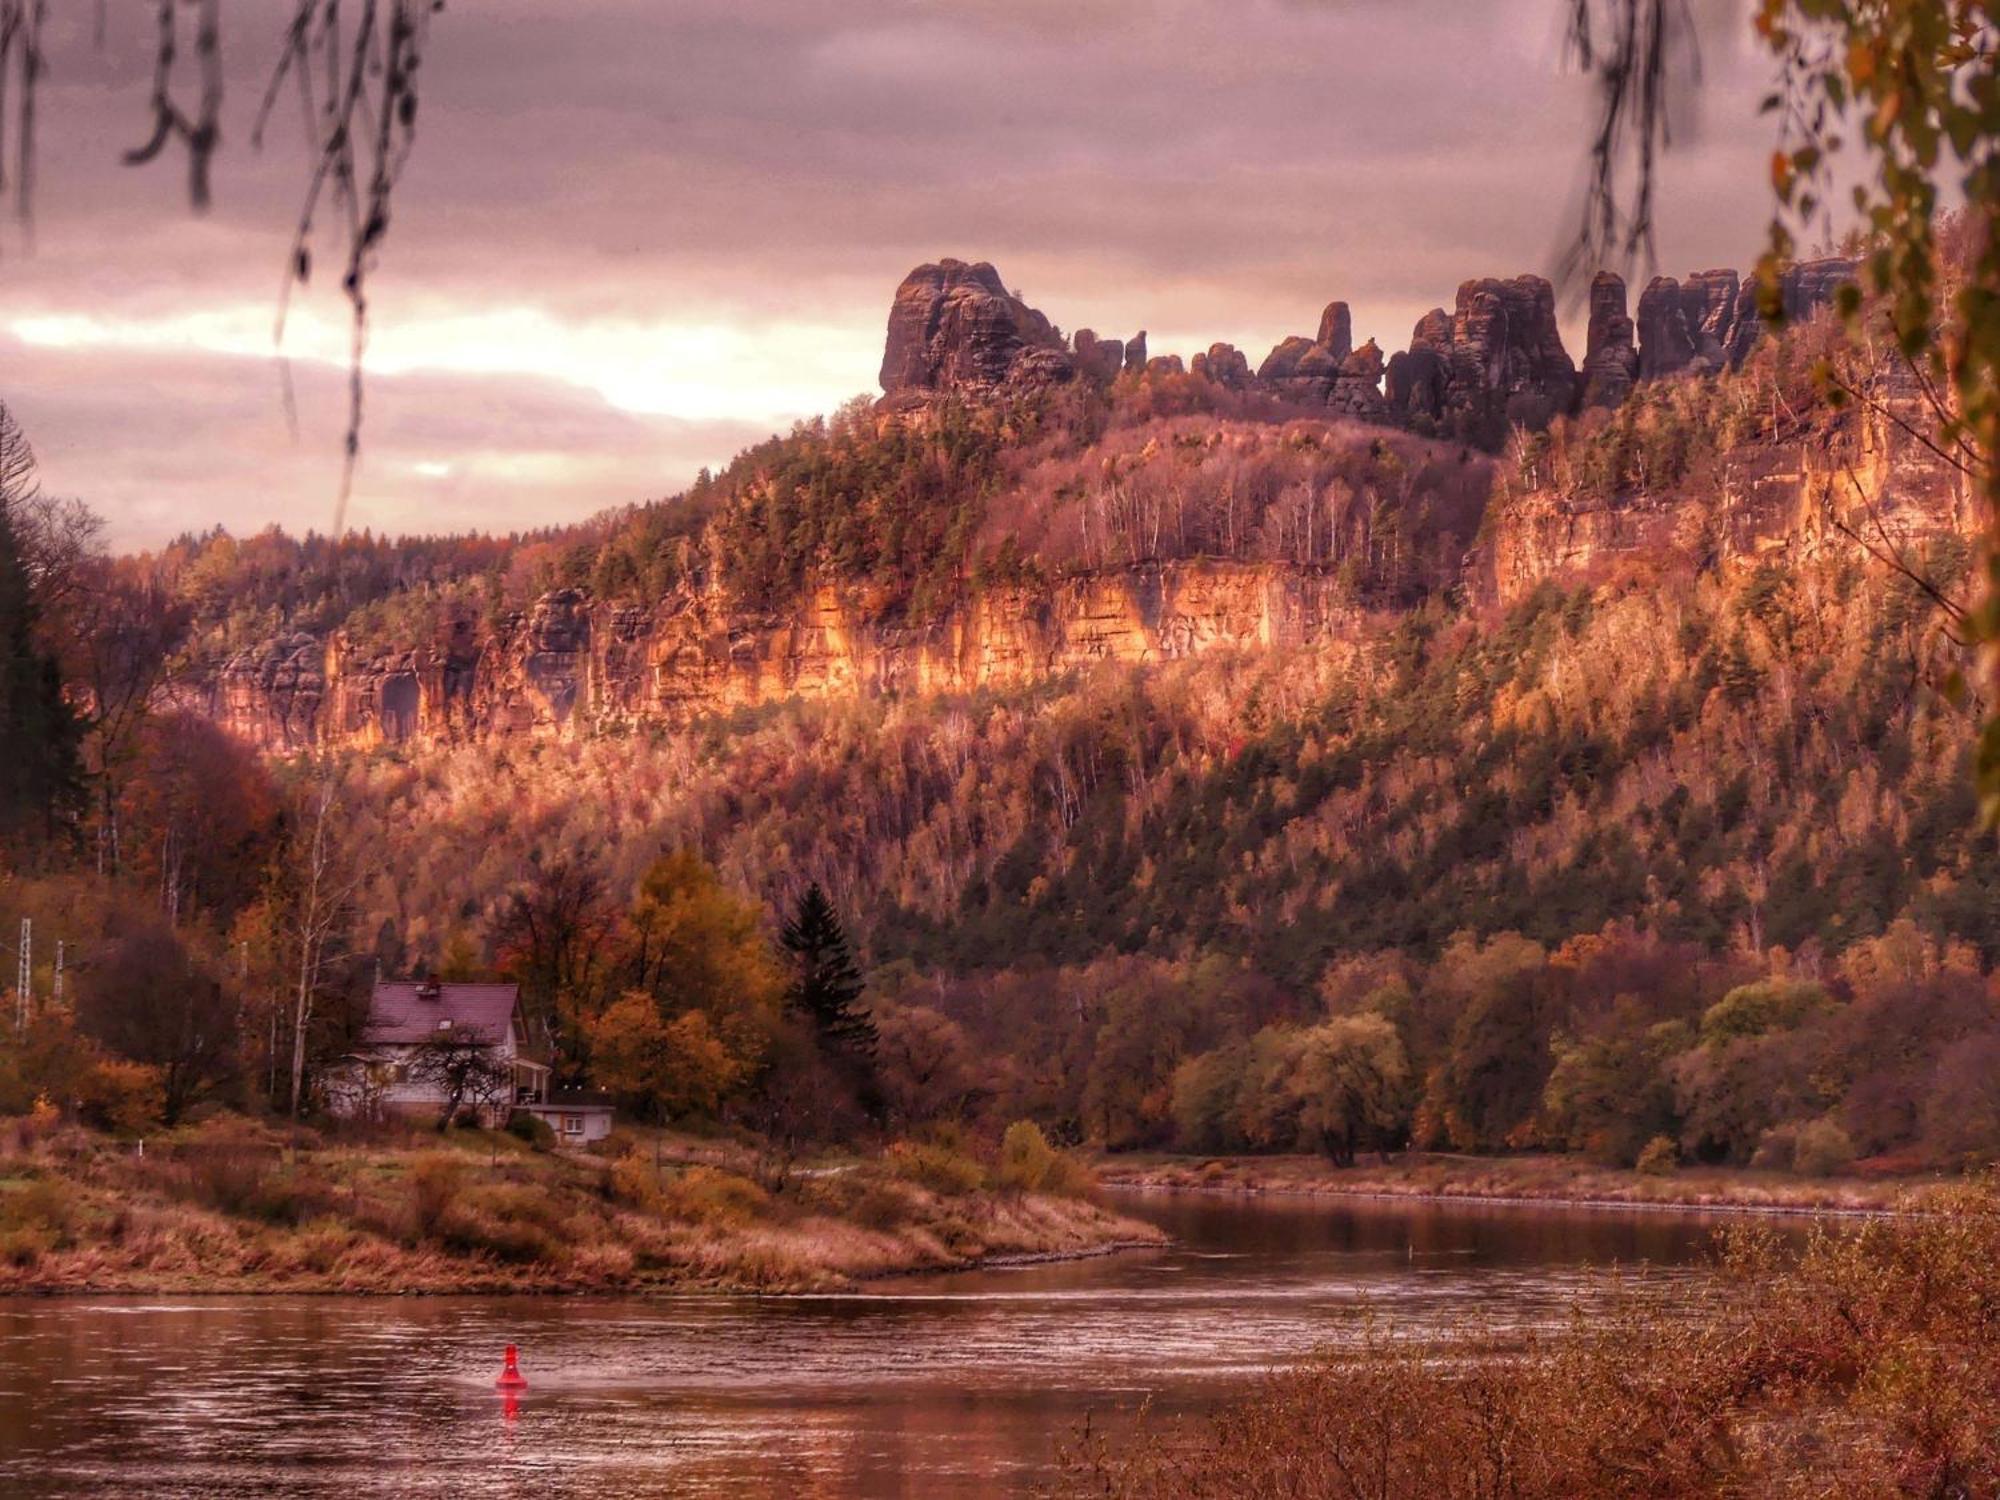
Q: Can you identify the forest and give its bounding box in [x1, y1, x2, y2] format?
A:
[0, 275, 1993, 1198]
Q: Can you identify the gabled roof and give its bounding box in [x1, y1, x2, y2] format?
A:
[362, 981, 521, 1047]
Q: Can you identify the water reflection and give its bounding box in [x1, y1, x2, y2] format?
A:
[0, 1191, 1777, 1498]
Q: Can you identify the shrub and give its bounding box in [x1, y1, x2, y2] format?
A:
[506, 1112, 556, 1151]
[407, 1156, 464, 1241]
[1634, 1135, 1678, 1176]
[998, 1120, 1060, 1191]
[1750, 1123, 1798, 1172]
[1790, 1118, 1856, 1179]
[849, 1180, 911, 1232]
[888, 1138, 988, 1196]
[997, 1120, 1094, 1197]
[655, 1165, 768, 1227]
[79, 1060, 163, 1136]
[609, 1148, 661, 1210]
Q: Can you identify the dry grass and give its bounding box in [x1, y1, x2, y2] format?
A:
[1060, 1182, 2000, 1498]
[0, 1117, 1162, 1295]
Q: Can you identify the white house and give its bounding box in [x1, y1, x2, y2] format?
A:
[330, 979, 553, 1126]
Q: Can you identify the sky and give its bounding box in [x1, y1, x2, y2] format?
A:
[0, 0, 1789, 549]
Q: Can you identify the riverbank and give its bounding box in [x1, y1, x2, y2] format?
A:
[1099, 1150, 1955, 1214]
[0, 1119, 1164, 1295]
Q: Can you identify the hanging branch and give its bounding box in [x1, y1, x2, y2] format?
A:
[122, 0, 221, 209]
[1559, 0, 1701, 291]
[256, 0, 436, 535]
[0, 1, 438, 535]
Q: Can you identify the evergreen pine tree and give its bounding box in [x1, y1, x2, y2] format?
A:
[780, 882, 876, 1057]
[0, 488, 83, 858]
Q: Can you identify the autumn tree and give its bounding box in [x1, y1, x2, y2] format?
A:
[115, 712, 281, 926]
[74, 924, 237, 1125]
[1282, 1016, 1410, 1167]
[585, 992, 744, 1122]
[583, 851, 784, 1116]
[494, 855, 613, 1084]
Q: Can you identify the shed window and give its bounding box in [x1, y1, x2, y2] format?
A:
[563, 1115, 583, 1135]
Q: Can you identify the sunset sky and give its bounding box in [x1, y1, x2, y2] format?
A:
[5, 0, 1785, 548]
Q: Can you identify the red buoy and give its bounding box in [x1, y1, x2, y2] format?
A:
[496, 1343, 528, 1390]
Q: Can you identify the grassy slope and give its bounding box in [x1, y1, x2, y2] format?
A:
[0, 1122, 1163, 1295]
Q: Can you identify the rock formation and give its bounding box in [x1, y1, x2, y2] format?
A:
[1636, 278, 1697, 380]
[1330, 340, 1387, 418]
[1637, 259, 1853, 379]
[1386, 276, 1576, 437]
[1251, 298, 1369, 408]
[878, 259, 1074, 400]
[1581, 272, 1638, 408]
[196, 564, 1364, 752]
[1072, 329, 1126, 385]
[1190, 342, 1253, 390]
[1316, 301, 1353, 362]
[876, 254, 1859, 440]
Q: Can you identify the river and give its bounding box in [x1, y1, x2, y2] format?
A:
[0, 1190, 1756, 1498]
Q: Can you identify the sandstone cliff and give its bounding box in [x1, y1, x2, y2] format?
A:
[195, 563, 1363, 752]
[1477, 375, 1974, 605]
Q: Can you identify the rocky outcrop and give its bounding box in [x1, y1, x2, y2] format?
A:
[878, 259, 1074, 400]
[1072, 329, 1126, 385]
[196, 563, 1365, 752]
[1638, 259, 1854, 379]
[1252, 299, 1372, 408]
[1636, 277, 1697, 380]
[876, 255, 1858, 440]
[1330, 340, 1387, 418]
[1190, 343, 1253, 390]
[1581, 272, 1638, 408]
[1479, 374, 1969, 604]
[1316, 301, 1353, 362]
[1389, 276, 1576, 437]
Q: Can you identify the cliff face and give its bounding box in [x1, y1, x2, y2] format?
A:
[197, 562, 1363, 751]
[1479, 391, 1975, 604]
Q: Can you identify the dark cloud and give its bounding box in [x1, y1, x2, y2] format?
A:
[1, 1, 1790, 546]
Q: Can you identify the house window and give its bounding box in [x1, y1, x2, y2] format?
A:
[563, 1115, 583, 1136]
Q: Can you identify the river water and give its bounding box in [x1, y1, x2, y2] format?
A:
[0, 1191, 1752, 1498]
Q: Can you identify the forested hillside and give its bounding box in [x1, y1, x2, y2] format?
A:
[2, 248, 1993, 1183]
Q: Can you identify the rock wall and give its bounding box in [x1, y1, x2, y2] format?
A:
[1478, 390, 1974, 605]
[193, 562, 1363, 752]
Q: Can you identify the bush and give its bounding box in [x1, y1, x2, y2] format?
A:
[609, 1148, 660, 1210]
[1634, 1135, 1678, 1176]
[654, 1165, 768, 1227]
[506, 1112, 556, 1151]
[407, 1156, 465, 1241]
[887, 1138, 988, 1196]
[998, 1120, 1060, 1191]
[997, 1119, 1094, 1197]
[79, 1060, 163, 1136]
[1750, 1123, 1798, 1172]
[1791, 1118, 1856, 1178]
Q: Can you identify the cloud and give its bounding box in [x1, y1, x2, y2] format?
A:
[1, 0, 1792, 547]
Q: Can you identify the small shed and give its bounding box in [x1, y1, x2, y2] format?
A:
[520, 1090, 616, 1144]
